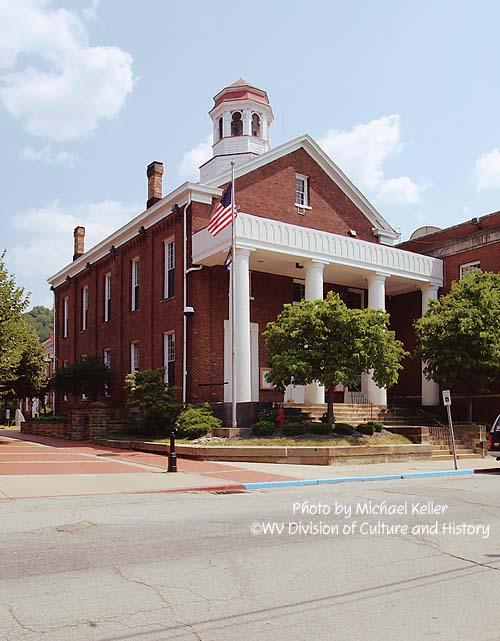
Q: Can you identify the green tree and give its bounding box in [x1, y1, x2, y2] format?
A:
[415, 271, 500, 422]
[24, 305, 53, 342]
[52, 358, 112, 402]
[0, 253, 46, 402]
[125, 368, 181, 437]
[264, 291, 408, 426]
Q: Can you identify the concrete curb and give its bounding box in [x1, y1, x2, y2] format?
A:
[242, 468, 477, 490]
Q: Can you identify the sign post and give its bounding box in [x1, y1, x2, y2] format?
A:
[442, 390, 458, 470]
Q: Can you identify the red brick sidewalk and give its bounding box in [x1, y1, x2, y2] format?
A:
[0, 430, 293, 485]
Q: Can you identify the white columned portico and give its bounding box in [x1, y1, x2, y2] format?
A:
[304, 260, 327, 405]
[363, 272, 388, 405]
[420, 283, 440, 406]
[233, 247, 253, 402]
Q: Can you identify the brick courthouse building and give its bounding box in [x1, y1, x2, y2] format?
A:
[49, 78, 464, 420]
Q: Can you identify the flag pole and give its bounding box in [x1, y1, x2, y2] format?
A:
[230, 161, 237, 429]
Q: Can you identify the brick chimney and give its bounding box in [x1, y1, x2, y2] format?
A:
[147, 161, 164, 208]
[73, 226, 85, 260]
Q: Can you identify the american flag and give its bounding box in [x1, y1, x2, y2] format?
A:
[208, 183, 234, 236]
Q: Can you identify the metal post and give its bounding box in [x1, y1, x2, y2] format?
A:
[168, 432, 177, 472]
[446, 405, 458, 470]
[230, 161, 237, 430]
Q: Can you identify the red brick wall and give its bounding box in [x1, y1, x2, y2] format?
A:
[442, 241, 500, 293]
[201, 149, 380, 242]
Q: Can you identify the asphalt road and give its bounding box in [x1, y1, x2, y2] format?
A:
[1, 475, 500, 641]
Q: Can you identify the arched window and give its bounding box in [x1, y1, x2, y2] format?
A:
[252, 113, 261, 137]
[218, 117, 223, 141]
[231, 112, 243, 136]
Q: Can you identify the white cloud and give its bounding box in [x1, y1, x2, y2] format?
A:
[19, 145, 79, 167]
[7, 199, 141, 305]
[82, 0, 100, 20]
[474, 148, 500, 191]
[179, 135, 212, 180]
[0, 0, 135, 141]
[319, 114, 425, 205]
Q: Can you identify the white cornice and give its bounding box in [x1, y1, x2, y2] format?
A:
[204, 134, 399, 243]
[48, 182, 221, 289]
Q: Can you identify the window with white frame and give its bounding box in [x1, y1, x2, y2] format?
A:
[63, 360, 69, 401]
[292, 280, 305, 305]
[163, 239, 175, 299]
[130, 341, 139, 374]
[295, 174, 309, 207]
[103, 348, 111, 396]
[164, 333, 175, 386]
[460, 261, 481, 279]
[63, 296, 69, 338]
[81, 354, 88, 399]
[131, 258, 140, 311]
[104, 273, 111, 322]
[81, 286, 89, 331]
[346, 288, 366, 309]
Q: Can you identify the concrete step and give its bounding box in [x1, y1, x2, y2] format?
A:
[431, 453, 478, 460]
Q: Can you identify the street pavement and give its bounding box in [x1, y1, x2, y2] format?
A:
[1, 474, 499, 640]
[0, 429, 498, 499]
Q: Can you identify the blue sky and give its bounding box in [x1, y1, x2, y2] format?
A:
[2, 0, 500, 307]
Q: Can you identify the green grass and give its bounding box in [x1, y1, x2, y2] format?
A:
[106, 433, 411, 447]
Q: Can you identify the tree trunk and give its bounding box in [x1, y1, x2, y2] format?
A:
[326, 384, 335, 427]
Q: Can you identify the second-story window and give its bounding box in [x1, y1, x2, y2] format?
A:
[164, 239, 175, 299]
[104, 273, 111, 322]
[63, 296, 69, 338]
[295, 174, 309, 207]
[81, 286, 88, 331]
[131, 258, 139, 311]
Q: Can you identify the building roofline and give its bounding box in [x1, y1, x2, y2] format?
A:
[204, 134, 399, 242]
[47, 182, 222, 289]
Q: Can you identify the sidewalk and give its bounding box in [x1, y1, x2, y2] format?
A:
[0, 429, 497, 499]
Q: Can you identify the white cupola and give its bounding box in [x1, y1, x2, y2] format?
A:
[199, 78, 274, 182]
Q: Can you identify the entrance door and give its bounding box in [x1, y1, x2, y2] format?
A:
[224, 321, 259, 402]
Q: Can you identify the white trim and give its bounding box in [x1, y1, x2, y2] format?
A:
[192, 212, 443, 287]
[63, 296, 69, 338]
[81, 285, 88, 331]
[130, 341, 139, 374]
[204, 134, 399, 243]
[163, 237, 175, 299]
[163, 332, 175, 386]
[48, 183, 222, 288]
[131, 257, 139, 312]
[104, 272, 111, 322]
[459, 260, 481, 279]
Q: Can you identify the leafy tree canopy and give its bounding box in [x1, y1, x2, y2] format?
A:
[415, 271, 500, 415]
[264, 292, 408, 425]
[52, 358, 112, 402]
[125, 368, 181, 437]
[0, 253, 45, 401]
[24, 305, 53, 342]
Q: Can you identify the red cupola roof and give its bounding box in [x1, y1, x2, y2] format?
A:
[213, 78, 270, 108]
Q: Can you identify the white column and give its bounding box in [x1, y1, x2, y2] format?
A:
[364, 272, 388, 405]
[234, 248, 252, 402]
[421, 283, 440, 406]
[243, 109, 251, 136]
[223, 111, 231, 138]
[304, 260, 327, 405]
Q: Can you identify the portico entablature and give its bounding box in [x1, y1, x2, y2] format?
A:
[192, 212, 443, 291]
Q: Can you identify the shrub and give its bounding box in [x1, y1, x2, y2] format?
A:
[33, 415, 67, 423]
[357, 423, 375, 436]
[175, 403, 222, 439]
[283, 421, 307, 436]
[257, 407, 278, 422]
[365, 421, 384, 433]
[307, 422, 333, 435]
[252, 419, 276, 437]
[333, 423, 354, 436]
